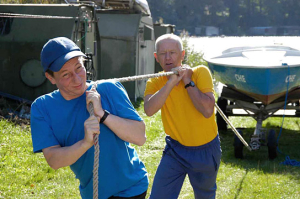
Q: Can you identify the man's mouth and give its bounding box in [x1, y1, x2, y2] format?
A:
[74, 83, 82, 88]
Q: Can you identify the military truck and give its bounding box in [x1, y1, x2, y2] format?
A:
[0, 0, 174, 106]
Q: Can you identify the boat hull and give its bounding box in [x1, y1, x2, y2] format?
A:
[208, 63, 300, 104]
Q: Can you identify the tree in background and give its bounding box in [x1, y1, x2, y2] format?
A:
[0, 0, 60, 3]
[181, 36, 206, 68]
[148, 0, 300, 36]
[2, 0, 300, 35]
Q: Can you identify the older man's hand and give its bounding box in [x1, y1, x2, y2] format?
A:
[181, 64, 193, 85]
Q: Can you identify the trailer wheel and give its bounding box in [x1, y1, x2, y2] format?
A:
[234, 130, 244, 159]
[216, 97, 228, 132]
[295, 101, 300, 116]
[267, 129, 277, 160]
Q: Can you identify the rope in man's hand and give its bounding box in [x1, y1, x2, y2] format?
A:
[88, 68, 249, 199]
[87, 83, 100, 199]
[88, 70, 178, 199]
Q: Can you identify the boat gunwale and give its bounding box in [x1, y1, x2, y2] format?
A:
[205, 61, 300, 68]
[204, 45, 300, 68]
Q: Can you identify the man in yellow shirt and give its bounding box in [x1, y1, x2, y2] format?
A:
[144, 34, 221, 199]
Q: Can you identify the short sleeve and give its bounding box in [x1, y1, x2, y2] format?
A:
[194, 66, 214, 94]
[30, 99, 60, 153]
[97, 81, 143, 121]
[144, 77, 161, 97]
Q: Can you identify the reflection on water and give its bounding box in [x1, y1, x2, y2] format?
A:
[187, 36, 300, 59]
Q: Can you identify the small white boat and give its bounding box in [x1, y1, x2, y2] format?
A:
[204, 45, 300, 159]
[205, 46, 300, 104]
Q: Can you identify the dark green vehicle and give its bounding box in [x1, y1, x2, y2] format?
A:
[0, 0, 174, 104]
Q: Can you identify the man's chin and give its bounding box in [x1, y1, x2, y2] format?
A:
[163, 65, 174, 72]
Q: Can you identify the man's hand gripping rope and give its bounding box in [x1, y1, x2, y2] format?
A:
[86, 69, 180, 199]
[86, 85, 101, 199]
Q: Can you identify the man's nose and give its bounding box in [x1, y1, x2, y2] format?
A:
[165, 52, 171, 59]
[73, 72, 82, 83]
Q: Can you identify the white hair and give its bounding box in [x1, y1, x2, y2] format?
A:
[155, 34, 183, 52]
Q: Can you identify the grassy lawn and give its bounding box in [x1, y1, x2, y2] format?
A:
[1, 101, 300, 199]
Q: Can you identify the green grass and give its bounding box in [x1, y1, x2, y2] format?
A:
[1, 102, 300, 199]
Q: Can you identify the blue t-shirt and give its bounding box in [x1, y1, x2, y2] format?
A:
[30, 81, 148, 199]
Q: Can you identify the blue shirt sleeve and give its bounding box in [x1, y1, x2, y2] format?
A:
[30, 98, 60, 153]
[96, 81, 142, 121]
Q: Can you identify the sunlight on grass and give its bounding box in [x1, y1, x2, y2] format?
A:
[1, 102, 300, 199]
[0, 120, 80, 198]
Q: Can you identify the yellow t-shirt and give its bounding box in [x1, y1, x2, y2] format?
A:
[144, 65, 218, 146]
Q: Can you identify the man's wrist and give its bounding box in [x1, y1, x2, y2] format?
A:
[81, 139, 93, 150]
[183, 78, 191, 85]
[100, 110, 110, 123]
[185, 80, 195, 89]
[98, 110, 105, 119]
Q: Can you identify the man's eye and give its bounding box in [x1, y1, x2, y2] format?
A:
[76, 66, 84, 72]
[63, 73, 69, 78]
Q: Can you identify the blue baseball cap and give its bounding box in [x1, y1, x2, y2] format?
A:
[40, 37, 86, 72]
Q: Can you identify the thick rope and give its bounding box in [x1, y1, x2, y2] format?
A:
[87, 97, 99, 199]
[94, 70, 179, 84]
[89, 69, 250, 198]
[89, 70, 178, 199]
[276, 64, 300, 166]
[215, 103, 251, 151]
[0, 12, 76, 19]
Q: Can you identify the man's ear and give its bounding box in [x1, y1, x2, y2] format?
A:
[45, 72, 56, 85]
[181, 50, 186, 61]
[154, 52, 159, 63]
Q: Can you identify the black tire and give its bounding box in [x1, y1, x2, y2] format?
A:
[295, 101, 300, 117]
[234, 130, 244, 159]
[267, 129, 277, 160]
[217, 97, 228, 132]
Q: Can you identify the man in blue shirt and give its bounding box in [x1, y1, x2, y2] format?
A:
[30, 37, 148, 199]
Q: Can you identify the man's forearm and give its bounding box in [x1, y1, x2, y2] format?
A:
[103, 114, 146, 146]
[144, 82, 174, 116]
[186, 87, 215, 118]
[43, 140, 91, 170]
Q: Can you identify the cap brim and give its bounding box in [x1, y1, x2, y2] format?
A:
[49, 50, 86, 72]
